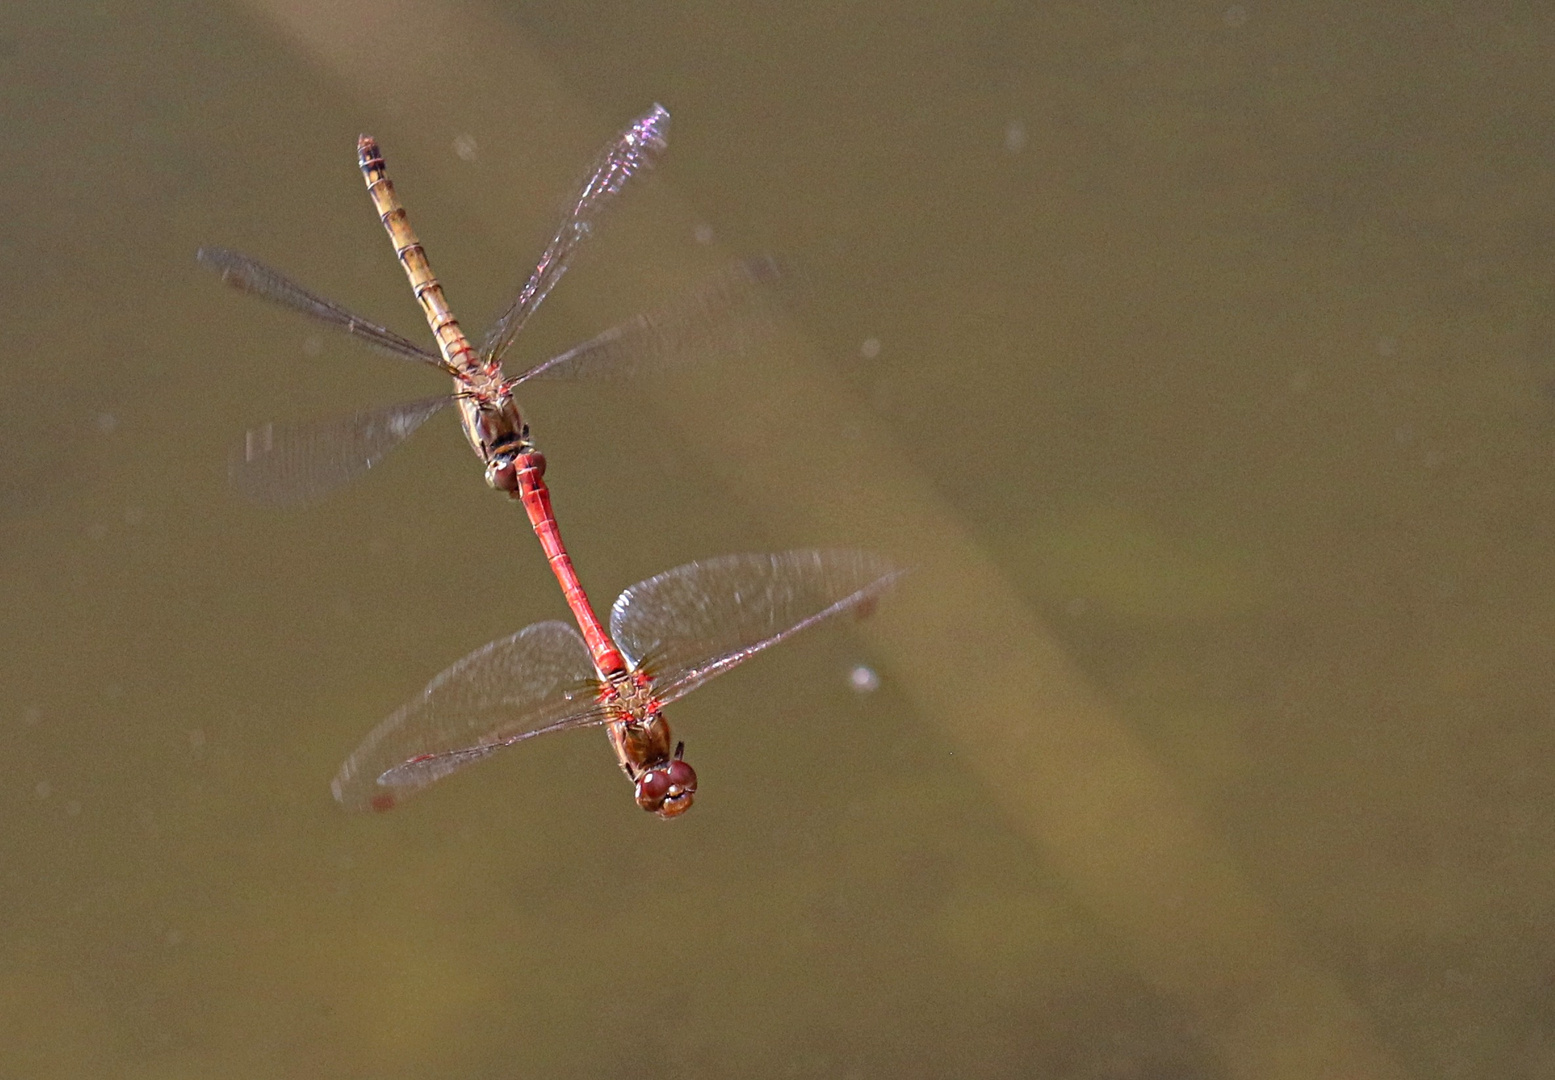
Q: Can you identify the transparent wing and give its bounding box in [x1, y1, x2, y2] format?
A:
[331, 621, 608, 812]
[508, 256, 784, 384]
[610, 550, 903, 705]
[196, 247, 453, 372]
[230, 395, 450, 505]
[480, 104, 671, 367]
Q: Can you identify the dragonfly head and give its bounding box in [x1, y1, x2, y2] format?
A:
[635, 746, 697, 818]
[485, 444, 542, 495]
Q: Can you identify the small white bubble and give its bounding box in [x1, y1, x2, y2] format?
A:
[693, 223, 715, 245]
[95, 412, 119, 433]
[1377, 336, 1398, 356]
[1004, 120, 1027, 153]
[860, 337, 881, 359]
[453, 133, 479, 162]
[302, 335, 324, 357]
[35, 780, 52, 799]
[848, 665, 880, 693]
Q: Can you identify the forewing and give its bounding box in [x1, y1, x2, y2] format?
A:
[609, 550, 903, 705]
[230, 395, 450, 505]
[331, 621, 604, 811]
[196, 247, 451, 371]
[479, 105, 671, 366]
[510, 256, 783, 383]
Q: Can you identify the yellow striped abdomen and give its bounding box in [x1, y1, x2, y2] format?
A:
[357, 135, 479, 375]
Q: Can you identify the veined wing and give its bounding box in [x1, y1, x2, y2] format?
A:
[196, 247, 453, 373]
[609, 550, 903, 705]
[231, 396, 450, 505]
[480, 104, 671, 367]
[509, 256, 784, 384]
[332, 621, 608, 812]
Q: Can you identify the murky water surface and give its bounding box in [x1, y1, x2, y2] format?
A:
[3, 2, 1553, 1077]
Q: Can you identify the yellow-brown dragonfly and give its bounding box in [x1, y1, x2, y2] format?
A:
[200, 105, 774, 680]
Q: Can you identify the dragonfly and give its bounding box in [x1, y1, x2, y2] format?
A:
[199, 104, 778, 676]
[331, 549, 902, 816]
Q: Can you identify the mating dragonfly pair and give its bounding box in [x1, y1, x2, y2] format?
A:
[202, 105, 899, 816]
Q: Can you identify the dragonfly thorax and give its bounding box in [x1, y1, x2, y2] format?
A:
[457, 390, 531, 492]
[602, 675, 695, 817]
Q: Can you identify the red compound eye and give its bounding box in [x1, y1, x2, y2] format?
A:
[486, 458, 519, 492]
[635, 769, 670, 808]
[635, 759, 698, 817]
[664, 759, 697, 792]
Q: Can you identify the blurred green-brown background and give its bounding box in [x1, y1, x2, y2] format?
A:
[3, 1, 1553, 1077]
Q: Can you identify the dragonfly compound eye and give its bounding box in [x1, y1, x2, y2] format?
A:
[485, 458, 520, 493]
[635, 760, 697, 817]
[664, 758, 697, 793]
[635, 768, 669, 808]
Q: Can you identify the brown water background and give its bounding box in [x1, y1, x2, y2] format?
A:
[3, 2, 1554, 1077]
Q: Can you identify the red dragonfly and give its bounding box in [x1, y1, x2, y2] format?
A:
[331, 549, 901, 815]
[198, 105, 776, 678]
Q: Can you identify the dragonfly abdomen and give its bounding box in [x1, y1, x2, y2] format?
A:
[358, 135, 480, 374]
